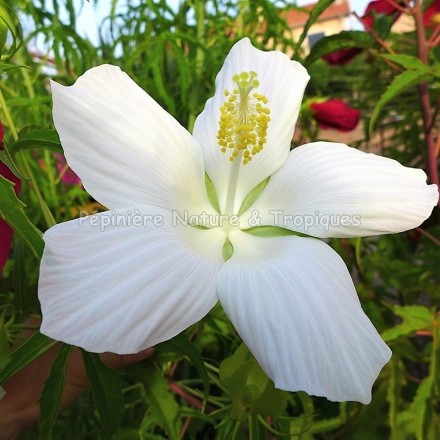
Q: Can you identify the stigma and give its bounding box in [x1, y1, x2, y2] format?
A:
[217, 71, 270, 165]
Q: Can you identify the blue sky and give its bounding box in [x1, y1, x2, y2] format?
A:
[72, 0, 370, 44]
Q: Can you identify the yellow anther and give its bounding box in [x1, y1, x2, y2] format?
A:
[217, 71, 270, 165]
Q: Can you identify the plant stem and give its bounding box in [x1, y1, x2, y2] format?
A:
[413, 0, 439, 191]
[416, 227, 440, 247]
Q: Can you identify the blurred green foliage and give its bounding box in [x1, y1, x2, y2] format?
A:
[0, 0, 439, 438]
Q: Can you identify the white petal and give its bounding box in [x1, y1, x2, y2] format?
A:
[217, 231, 391, 404]
[241, 142, 438, 237]
[52, 65, 210, 214]
[38, 207, 225, 353]
[193, 38, 309, 213]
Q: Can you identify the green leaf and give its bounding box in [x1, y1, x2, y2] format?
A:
[0, 319, 11, 369]
[295, 0, 336, 51]
[381, 305, 434, 343]
[220, 344, 252, 420]
[156, 332, 210, 410]
[142, 364, 181, 440]
[243, 225, 309, 238]
[0, 10, 6, 52]
[220, 344, 288, 420]
[237, 177, 269, 217]
[81, 351, 124, 437]
[294, 392, 315, 434]
[39, 344, 73, 440]
[216, 418, 241, 440]
[205, 173, 220, 214]
[433, 64, 440, 80]
[393, 305, 434, 323]
[222, 238, 234, 261]
[369, 70, 432, 134]
[12, 126, 62, 152]
[387, 358, 405, 439]
[0, 148, 26, 180]
[408, 325, 439, 440]
[430, 45, 440, 64]
[306, 31, 374, 65]
[371, 11, 397, 41]
[0, 0, 23, 60]
[0, 332, 57, 384]
[0, 62, 28, 73]
[380, 54, 432, 73]
[220, 343, 249, 397]
[409, 376, 435, 440]
[149, 46, 176, 115]
[0, 175, 44, 259]
[246, 362, 288, 418]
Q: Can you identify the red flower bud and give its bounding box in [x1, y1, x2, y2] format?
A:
[322, 48, 362, 65]
[360, 0, 401, 30]
[0, 122, 22, 271]
[310, 99, 361, 132]
[423, 0, 440, 28]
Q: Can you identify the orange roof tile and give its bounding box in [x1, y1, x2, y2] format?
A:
[284, 0, 351, 28]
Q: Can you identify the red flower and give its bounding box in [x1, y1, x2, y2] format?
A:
[310, 99, 361, 132]
[322, 48, 362, 65]
[54, 153, 81, 186]
[423, 0, 440, 28]
[322, 1, 402, 66]
[360, 0, 401, 30]
[38, 153, 82, 186]
[0, 143, 22, 272]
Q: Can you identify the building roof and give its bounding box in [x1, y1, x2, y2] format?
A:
[284, 0, 351, 28]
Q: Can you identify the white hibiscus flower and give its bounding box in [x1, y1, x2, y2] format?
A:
[39, 38, 438, 404]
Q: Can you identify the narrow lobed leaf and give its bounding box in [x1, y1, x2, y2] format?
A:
[0, 332, 57, 384]
[39, 344, 73, 440]
[381, 305, 434, 343]
[12, 126, 62, 153]
[81, 351, 124, 438]
[380, 54, 433, 73]
[369, 70, 432, 134]
[306, 31, 375, 65]
[141, 364, 181, 440]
